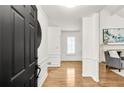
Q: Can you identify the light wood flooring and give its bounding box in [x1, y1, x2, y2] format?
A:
[43, 61, 124, 87]
[99, 63, 124, 87]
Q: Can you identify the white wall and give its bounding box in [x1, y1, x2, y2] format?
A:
[47, 26, 61, 67]
[82, 13, 99, 82]
[36, 6, 48, 87]
[48, 19, 81, 31]
[61, 31, 82, 61]
[100, 9, 124, 62]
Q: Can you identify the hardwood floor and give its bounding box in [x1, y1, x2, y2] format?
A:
[99, 63, 124, 87]
[43, 61, 98, 87]
[43, 61, 124, 87]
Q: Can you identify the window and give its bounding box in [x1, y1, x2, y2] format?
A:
[67, 36, 75, 54]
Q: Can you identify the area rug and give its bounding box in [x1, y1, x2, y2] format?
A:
[111, 69, 124, 77]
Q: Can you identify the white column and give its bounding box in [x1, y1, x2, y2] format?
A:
[82, 13, 99, 82]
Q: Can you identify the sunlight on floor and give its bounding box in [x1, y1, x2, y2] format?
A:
[43, 62, 124, 87]
[67, 68, 75, 86]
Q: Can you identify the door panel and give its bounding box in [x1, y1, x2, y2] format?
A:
[0, 5, 38, 87]
[12, 6, 25, 16]
[14, 10, 25, 75]
[10, 6, 26, 86]
[30, 24, 35, 63]
[0, 7, 2, 85]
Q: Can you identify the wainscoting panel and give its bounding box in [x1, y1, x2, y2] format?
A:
[38, 57, 48, 87]
[47, 54, 61, 67]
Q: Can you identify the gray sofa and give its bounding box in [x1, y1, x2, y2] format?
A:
[104, 51, 124, 72]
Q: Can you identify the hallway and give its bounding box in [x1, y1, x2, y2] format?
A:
[43, 62, 99, 87]
[43, 62, 124, 87]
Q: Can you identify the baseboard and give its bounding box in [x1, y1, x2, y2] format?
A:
[38, 70, 48, 87]
[82, 73, 99, 82]
[92, 76, 99, 82]
[48, 64, 61, 67]
[101, 61, 106, 63]
[61, 60, 82, 62]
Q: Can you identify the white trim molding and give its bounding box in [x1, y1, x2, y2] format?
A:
[38, 56, 48, 87]
[38, 69, 48, 87]
[47, 54, 61, 67]
[82, 59, 99, 82]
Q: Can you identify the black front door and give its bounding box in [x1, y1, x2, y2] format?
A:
[0, 5, 39, 87]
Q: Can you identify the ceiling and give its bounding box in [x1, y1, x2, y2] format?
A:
[41, 5, 124, 30]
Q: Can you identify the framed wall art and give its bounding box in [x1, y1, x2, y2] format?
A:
[103, 28, 124, 45]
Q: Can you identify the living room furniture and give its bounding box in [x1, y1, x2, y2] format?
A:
[104, 51, 124, 72]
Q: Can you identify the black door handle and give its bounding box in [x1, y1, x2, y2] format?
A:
[35, 65, 41, 78]
[35, 57, 38, 60]
[34, 57, 38, 62]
